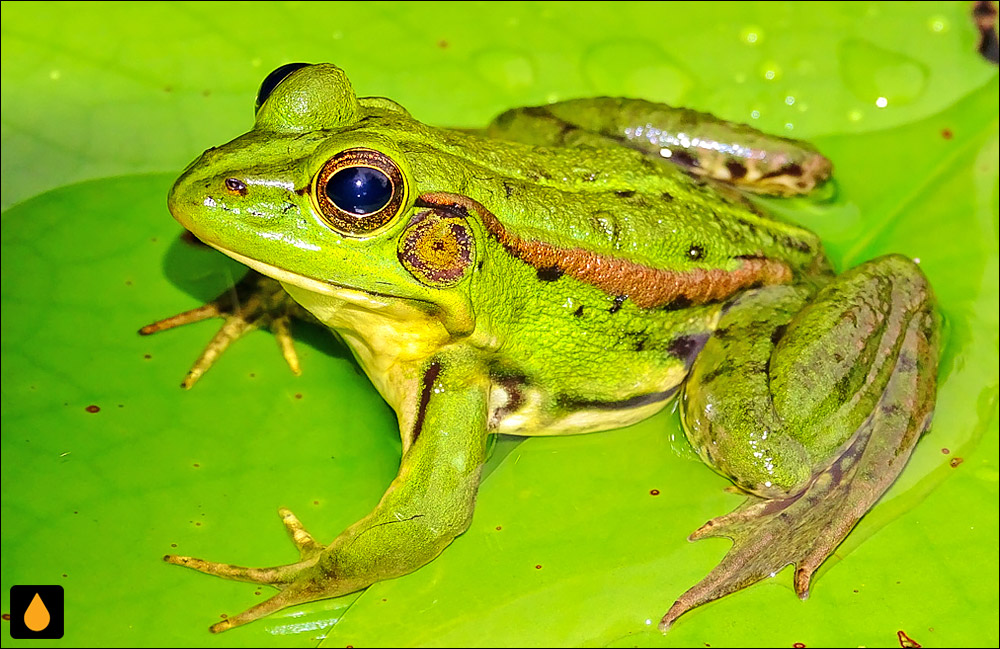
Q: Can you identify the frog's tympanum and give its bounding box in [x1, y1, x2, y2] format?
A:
[146, 64, 938, 633]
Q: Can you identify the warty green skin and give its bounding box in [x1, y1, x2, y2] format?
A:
[162, 64, 938, 633]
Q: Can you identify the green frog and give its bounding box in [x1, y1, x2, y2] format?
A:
[145, 63, 938, 633]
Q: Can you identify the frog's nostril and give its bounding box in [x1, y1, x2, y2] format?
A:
[225, 177, 248, 196]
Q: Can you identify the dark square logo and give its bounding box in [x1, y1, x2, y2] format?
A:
[9, 585, 64, 639]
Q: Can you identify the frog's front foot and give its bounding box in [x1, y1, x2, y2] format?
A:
[140, 268, 314, 388]
[661, 255, 938, 631]
[164, 508, 327, 633]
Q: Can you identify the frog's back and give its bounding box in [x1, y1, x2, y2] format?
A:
[366, 112, 826, 310]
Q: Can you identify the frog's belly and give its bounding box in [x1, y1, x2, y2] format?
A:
[489, 381, 681, 436]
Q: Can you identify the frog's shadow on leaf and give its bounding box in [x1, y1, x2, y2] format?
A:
[158, 230, 356, 367]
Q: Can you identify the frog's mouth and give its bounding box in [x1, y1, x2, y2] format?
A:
[203, 241, 421, 312]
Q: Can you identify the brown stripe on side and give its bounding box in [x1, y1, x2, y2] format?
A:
[416, 192, 792, 308]
[410, 361, 442, 445]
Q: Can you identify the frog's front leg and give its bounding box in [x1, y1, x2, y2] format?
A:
[661, 254, 937, 629]
[488, 98, 831, 196]
[165, 355, 489, 633]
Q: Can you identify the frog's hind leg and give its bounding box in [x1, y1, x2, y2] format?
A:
[487, 98, 832, 196]
[164, 508, 327, 633]
[660, 254, 938, 630]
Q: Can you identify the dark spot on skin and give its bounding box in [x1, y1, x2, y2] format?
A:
[85, 405, 100, 413]
[649, 489, 660, 496]
[295, 186, 308, 196]
[949, 457, 964, 468]
[668, 333, 710, 368]
[294, 393, 303, 400]
[941, 129, 953, 139]
[713, 326, 732, 340]
[770, 324, 788, 347]
[535, 564, 542, 569]
[941, 448, 950, 454]
[608, 295, 627, 314]
[2, 614, 10, 621]
[793, 643, 806, 648]
[733, 253, 766, 261]
[632, 335, 648, 352]
[762, 162, 804, 179]
[614, 190, 636, 198]
[558, 122, 578, 140]
[437, 39, 449, 49]
[503, 181, 515, 198]
[573, 305, 585, 317]
[688, 245, 704, 261]
[536, 265, 564, 282]
[896, 353, 917, 372]
[477, 261, 484, 271]
[557, 386, 678, 411]
[411, 362, 442, 445]
[581, 172, 597, 182]
[699, 365, 728, 384]
[896, 630, 921, 648]
[778, 235, 813, 254]
[661, 191, 674, 201]
[662, 296, 693, 311]
[726, 161, 747, 179]
[144, 354, 152, 359]
[669, 150, 699, 168]
[225, 177, 247, 196]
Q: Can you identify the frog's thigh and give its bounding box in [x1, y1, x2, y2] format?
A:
[684, 254, 937, 496]
[487, 98, 831, 196]
[664, 254, 937, 628]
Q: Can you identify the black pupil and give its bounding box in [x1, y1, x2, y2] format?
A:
[255, 62, 310, 113]
[326, 167, 392, 215]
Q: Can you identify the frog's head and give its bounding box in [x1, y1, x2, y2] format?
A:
[168, 64, 478, 336]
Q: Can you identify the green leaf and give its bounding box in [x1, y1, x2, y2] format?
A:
[2, 3, 997, 647]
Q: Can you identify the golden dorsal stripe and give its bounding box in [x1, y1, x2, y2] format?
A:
[416, 192, 792, 309]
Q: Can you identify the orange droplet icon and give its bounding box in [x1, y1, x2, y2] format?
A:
[24, 592, 50, 631]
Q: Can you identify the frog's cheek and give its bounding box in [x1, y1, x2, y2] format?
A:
[397, 208, 476, 288]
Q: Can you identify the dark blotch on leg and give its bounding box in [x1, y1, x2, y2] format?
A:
[609, 295, 627, 314]
[726, 161, 747, 179]
[670, 150, 699, 168]
[667, 333, 710, 368]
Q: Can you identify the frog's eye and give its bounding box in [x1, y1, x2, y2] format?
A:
[255, 62, 310, 113]
[313, 148, 407, 235]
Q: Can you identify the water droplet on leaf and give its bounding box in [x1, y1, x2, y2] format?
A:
[839, 39, 928, 107]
